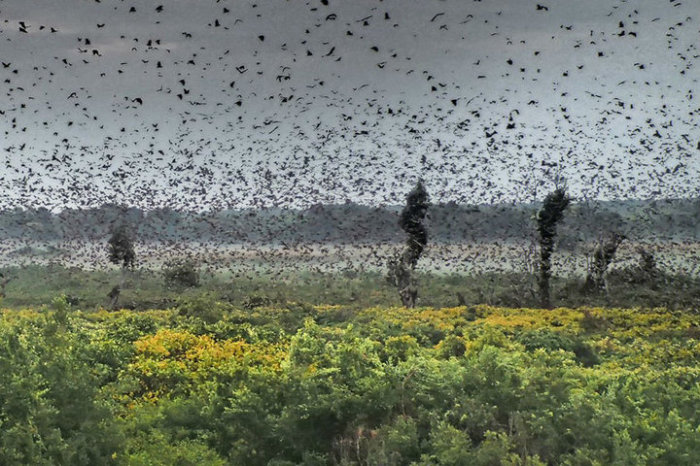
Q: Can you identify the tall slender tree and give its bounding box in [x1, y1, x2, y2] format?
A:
[585, 231, 626, 292]
[387, 180, 430, 308]
[107, 223, 135, 308]
[536, 185, 571, 308]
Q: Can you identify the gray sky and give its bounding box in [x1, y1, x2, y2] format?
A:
[1, 0, 698, 211]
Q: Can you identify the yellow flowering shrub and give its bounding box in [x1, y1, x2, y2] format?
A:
[127, 329, 287, 401]
[81, 308, 175, 324]
[0, 307, 44, 322]
[0, 302, 698, 465]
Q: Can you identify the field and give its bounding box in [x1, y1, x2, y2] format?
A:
[1, 208, 699, 465]
[1, 299, 698, 465]
[2, 258, 700, 312]
[3, 239, 700, 277]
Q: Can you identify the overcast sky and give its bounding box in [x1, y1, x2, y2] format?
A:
[0, 0, 698, 211]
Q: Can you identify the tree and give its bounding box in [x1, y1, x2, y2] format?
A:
[536, 185, 571, 308]
[163, 259, 200, 290]
[387, 181, 430, 308]
[585, 232, 626, 293]
[107, 223, 135, 309]
[108, 224, 135, 268]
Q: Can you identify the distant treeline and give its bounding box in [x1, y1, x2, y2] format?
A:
[0, 198, 698, 245]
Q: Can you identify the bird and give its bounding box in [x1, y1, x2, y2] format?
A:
[0, 0, 696, 288]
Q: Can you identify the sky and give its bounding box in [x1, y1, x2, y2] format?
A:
[0, 0, 698, 211]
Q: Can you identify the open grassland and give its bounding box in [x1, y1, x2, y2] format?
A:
[1, 300, 698, 465]
[2, 263, 700, 311]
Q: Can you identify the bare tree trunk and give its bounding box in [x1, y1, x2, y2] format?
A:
[107, 266, 127, 310]
[399, 278, 418, 308]
[0, 276, 12, 299]
[388, 253, 418, 308]
[538, 237, 553, 309]
[585, 233, 625, 294]
[120, 265, 126, 290]
[108, 285, 120, 310]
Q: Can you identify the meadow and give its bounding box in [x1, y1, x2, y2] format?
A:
[1, 225, 699, 465]
[1, 296, 698, 465]
[2, 262, 700, 311]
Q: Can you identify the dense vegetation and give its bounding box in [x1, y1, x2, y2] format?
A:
[1, 296, 698, 465]
[2, 195, 698, 464]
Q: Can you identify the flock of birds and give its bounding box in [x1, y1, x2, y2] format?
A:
[0, 0, 698, 276]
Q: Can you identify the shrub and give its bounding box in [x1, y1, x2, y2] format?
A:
[163, 260, 200, 290]
[177, 294, 228, 323]
[106, 313, 159, 344]
[580, 308, 610, 333]
[517, 328, 599, 367]
[436, 334, 467, 358]
[383, 335, 420, 362]
[241, 294, 272, 310]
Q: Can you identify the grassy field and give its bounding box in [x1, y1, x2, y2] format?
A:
[0, 301, 698, 464]
[2, 263, 700, 311]
[1, 258, 698, 464]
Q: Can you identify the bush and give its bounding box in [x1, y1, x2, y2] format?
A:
[436, 334, 467, 358]
[241, 294, 272, 310]
[106, 313, 159, 344]
[517, 328, 599, 366]
[163, 260, 200, 290]
[0, 304, 697, 464]
[177, 294, 228, 323]
[383, 335, 420, 362]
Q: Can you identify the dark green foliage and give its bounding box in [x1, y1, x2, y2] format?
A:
[177, 294, 229, 323]
[1, 265, 699, 311]
[0, 303, 698, 464]
[0, 313, 122, 465]
[636, 247, 660, 286]
[536, 186, 571, 308]
[388, 181, 430, 308]
[2, 199, 699, 245]
[604, 247, 664, 299]
[436, 334, 467, 358]
[398, 180, 430, 269]
[241, 294, 273, 310]
[638, 248, 657, 275]
[579, 309, 610, 332]
[106, 313, 159, 344]
[0, 272, 12, 299]
[107, 224, 135, 309]
[516, 329, 600, 366]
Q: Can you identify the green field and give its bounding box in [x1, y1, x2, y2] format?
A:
[1, 298, 698, 465]
[2, 264, 700, 311]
